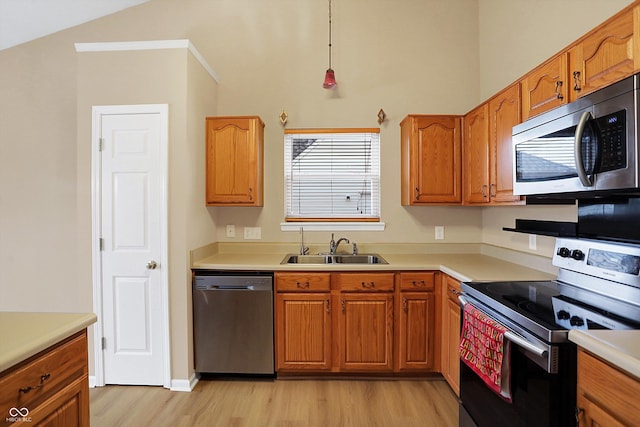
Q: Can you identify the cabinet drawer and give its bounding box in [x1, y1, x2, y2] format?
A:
[334, 273, 395, 291]
[0, 331, 88, 418]
[445, 276, 462, 304]
[399, 272, 435, 291]
[275, 272, 331, 292]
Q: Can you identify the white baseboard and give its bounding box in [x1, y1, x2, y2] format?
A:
[170, 373, 199, 392]
[89, 374, 199, 392]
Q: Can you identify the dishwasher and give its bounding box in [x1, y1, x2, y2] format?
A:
[193, 272, 274, 375]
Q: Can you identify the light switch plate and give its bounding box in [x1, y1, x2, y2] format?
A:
[529, 234, 537, 250]
[435, 226, 445, 240]
[244, 227, 262, 240]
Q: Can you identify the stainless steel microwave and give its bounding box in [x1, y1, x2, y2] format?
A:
[512, 73, 640, 197]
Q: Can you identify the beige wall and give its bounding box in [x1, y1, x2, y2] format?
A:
[76, 47, 217, 379]
[0, 0, 635, 382]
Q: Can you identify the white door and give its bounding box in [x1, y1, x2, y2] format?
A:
[95, 106, 168, 386]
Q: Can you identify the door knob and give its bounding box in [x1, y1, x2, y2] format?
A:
[146, 260, 158, 270]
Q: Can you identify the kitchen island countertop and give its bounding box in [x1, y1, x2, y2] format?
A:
[0, 312, 97, 373]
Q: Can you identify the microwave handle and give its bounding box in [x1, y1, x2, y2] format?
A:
[574, 111, 594, 187]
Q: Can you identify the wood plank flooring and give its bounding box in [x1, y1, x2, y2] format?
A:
[90, 378, 459, 427]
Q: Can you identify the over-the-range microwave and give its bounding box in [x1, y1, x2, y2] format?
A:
[512, 72, 640, 198]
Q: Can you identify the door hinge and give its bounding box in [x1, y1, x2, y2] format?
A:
[99, 238, 104, 251]
[98, 138, 104, 151]
[101, 337, 106, 350]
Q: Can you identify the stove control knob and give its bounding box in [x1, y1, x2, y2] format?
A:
[570, 316, 585, 327]
[557, 310, 570, 320]
[557, 247, 571, 258]
[571, 249, 585, 261]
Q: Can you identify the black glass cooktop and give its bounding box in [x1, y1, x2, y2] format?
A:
[461, 281, 566, 341]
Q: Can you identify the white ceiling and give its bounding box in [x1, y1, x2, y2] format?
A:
[0, 0, 151, 51]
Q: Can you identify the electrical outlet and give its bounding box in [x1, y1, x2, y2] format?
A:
[435, 226, 445, 240]
[226, 225, 235, 238]
[529, 234, 537, 250]
[244, 227, 262, 240]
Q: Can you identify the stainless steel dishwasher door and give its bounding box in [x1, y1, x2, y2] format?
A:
[193, 274, 274, 375]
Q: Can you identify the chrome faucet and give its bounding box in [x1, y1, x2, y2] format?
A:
[299, 227, 309, 255]
[329, 233, 350, 255]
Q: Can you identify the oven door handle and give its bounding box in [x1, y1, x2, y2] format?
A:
[458, 295, 548, 358]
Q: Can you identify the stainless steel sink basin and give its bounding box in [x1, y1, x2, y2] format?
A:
[281, 253, 388, 265]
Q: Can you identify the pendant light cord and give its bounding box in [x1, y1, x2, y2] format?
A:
[328, 0, 332, 69]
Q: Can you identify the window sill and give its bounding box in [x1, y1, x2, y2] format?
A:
[280, 222, 386, 232]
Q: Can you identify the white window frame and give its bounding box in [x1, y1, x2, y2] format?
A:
[281, 128, 385, 232]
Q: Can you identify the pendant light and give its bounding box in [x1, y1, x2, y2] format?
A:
[323, 0, 337, 89]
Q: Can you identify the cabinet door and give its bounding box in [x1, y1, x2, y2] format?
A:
[576, 349, 640, 427]
[570, 8, 636, 99]
[397, 292, 435, 371]
[205, 116, 264, 206]
[441, 275, 461, 395]
[275, 293, 332, 371]
[28, 376, 90, 427]
[521, 54, 568, 120]
[338, 293, 394, 371]
[488, 83, 523, 204]
[400, 115, 462, 205]
[463, 104, 490, 205]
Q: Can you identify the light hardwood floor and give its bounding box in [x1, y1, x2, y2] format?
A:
[90, 378, 459, 427]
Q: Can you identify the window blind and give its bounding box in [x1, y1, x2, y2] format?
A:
[284, 130, 380, 220]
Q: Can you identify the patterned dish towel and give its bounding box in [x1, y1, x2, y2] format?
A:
[459, 302, 512, 402]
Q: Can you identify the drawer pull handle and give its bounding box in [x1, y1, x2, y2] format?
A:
[451, 289, 460, 296]
[403, 297, 408, 312]
[296, 281, 310, 289]
[361, 281, 375, 288]
[19, 373, 51, 394]
[412, 280, 426, 287]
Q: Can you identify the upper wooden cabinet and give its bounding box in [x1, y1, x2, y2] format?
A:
[205, 116, 264, 206]
[569, 6, 639, 100]
[521, 53, 569, 120]
[463, 104, 490, 204]
[400, 115, 462, 205]
[488, 83, 524, 204]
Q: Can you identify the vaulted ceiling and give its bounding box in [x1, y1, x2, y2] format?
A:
[0, 0, 151, 50]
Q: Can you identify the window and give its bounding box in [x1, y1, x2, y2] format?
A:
[284, 128, 380, 221]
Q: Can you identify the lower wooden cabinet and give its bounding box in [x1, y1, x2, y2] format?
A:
[576, 348, 640, 426]
[0, 331, 90, 427]
[440, 274, 462, 395]
[338, 293, 394, 371]
[397, 272, 436, 371]
[274, 271, 437, 375]
[275, 293, 332, 371]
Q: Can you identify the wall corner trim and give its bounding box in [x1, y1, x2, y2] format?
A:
[74, 39, 220, 83]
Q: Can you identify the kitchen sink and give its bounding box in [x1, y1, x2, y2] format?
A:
[281, 253, 388, 265]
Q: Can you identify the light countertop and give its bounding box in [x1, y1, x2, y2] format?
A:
[569, 330, 640, 379]
[192, 252, 556, 283]
[0, 312, 97, 373]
